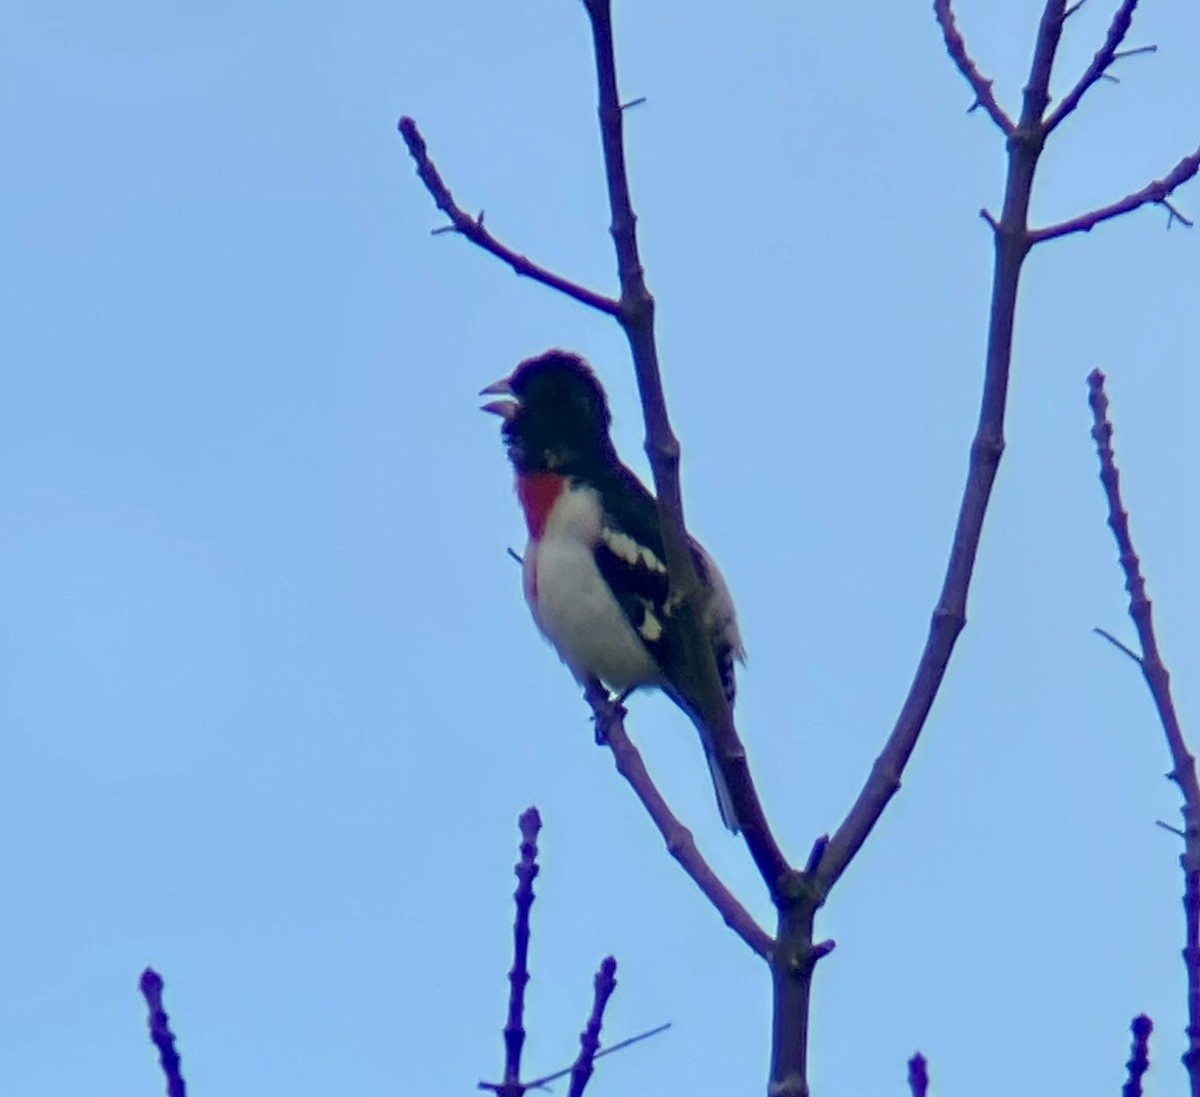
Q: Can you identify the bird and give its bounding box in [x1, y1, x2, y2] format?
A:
[480, 349, 746, 832]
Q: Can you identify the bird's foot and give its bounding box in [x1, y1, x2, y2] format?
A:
[585, 681, 628, 745]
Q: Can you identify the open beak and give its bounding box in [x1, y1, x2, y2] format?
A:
[480, 376, 518, 420]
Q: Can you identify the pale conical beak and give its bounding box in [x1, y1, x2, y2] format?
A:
[480, 376, 517, 420]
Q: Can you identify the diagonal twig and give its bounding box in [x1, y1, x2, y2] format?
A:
[933, 0, 1016, 135]
[1088, 370, 1200, 1091]
[1045, 0, 1140, 133]
[565, 957, 618, 1097]
[587, 684, 772, 958]
[1094, 626, 1142, 665]
[397, 117, 620, 317]
[139, 968, 187, 1097]
[523, 1022, 671, 1090]
[1031, 147, 1200, 243]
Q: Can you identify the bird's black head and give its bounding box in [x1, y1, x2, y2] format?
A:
[481, 350, 615, 474]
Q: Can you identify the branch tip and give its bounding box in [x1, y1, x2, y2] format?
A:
[908, 1051, 930, 1097]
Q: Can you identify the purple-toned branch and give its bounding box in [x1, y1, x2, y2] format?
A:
[1045, 0, 1139, 132]
[566, 957, 618, 1097]
[1123, 1014, 1154, 1097]
[494, 807, 542, 1097]
[397, 117, 620, 317]
[139, 968, 187, 1097]
[933, 0, 1016, 135]
[1031, 147, 1200, 243]
[908, 1052, 930, 1097]
[587, 685, 772, 958]
[578, 0, 789, 893]
[817, 0, 1069, 898]
[1088, 371, 1200, 1095]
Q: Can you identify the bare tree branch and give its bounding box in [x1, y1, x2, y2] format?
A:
[1045, 0, 1139, 133]
[139, 967, 187, 1097]
[566, 957, 618, 1097]
[497, 808, 542, 1097]
[1088, 370, 1200, 1093]
[817, 0, 1071, 897]
[399, 5, 1197, 1095]
[588, 685, 773, 958]
[1123, 1014, 1154, 1097]
[933, 0, 1017, 135]
[397, 117, 620, 317]
[576, 0, 790, 893]
[1031, 147, 1200, 243]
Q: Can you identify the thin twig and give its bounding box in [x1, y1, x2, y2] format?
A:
[523, 1022, 671, 1089]
[566, 957, 618, 1097]
[1094, 626, 1142, 665]
[396, 117, 620, 317]
[1045, 0, 1139, 133]
[908, 1052, 930, 1097]
[499, 808, 542, 1097]
[1123, 1014, 1153, 1097]
[1030, 147, 1200, 243]
[933, 0, 1017, 135]
[139, 968, 187, 1097]
[1088, 370, 1200, 1093]
[1113, 44, 1157, 61]
[587, 683, 773, 958]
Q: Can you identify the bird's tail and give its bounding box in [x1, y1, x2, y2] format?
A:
[704, 746, 741, 834]
[667, 686, 741, 834]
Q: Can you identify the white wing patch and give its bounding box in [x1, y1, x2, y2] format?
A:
[636, 602, 663, 643]
[600, 527, 667, 575]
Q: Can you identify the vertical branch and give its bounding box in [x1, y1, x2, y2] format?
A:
[1087, 370, 1200, 1094]
[498, 807, 543, 1097]
[579, 0, 788, 898]
[139, 967, 187, 1097]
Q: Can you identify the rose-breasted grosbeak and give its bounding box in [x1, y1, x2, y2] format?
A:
[481, 350, 745, 832]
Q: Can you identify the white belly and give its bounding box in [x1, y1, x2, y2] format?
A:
[523, 487, 662, 693]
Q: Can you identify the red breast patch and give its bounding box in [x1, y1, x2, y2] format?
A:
[516, 471, 567, 539]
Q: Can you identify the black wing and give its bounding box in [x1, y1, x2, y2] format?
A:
[590, 462, 736, 704]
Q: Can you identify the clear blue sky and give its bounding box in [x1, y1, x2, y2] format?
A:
[2, 2, 1197, 1094]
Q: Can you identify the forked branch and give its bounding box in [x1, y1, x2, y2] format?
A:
[577, 0, 789, 897]
[1045, 0, 1139, 132]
